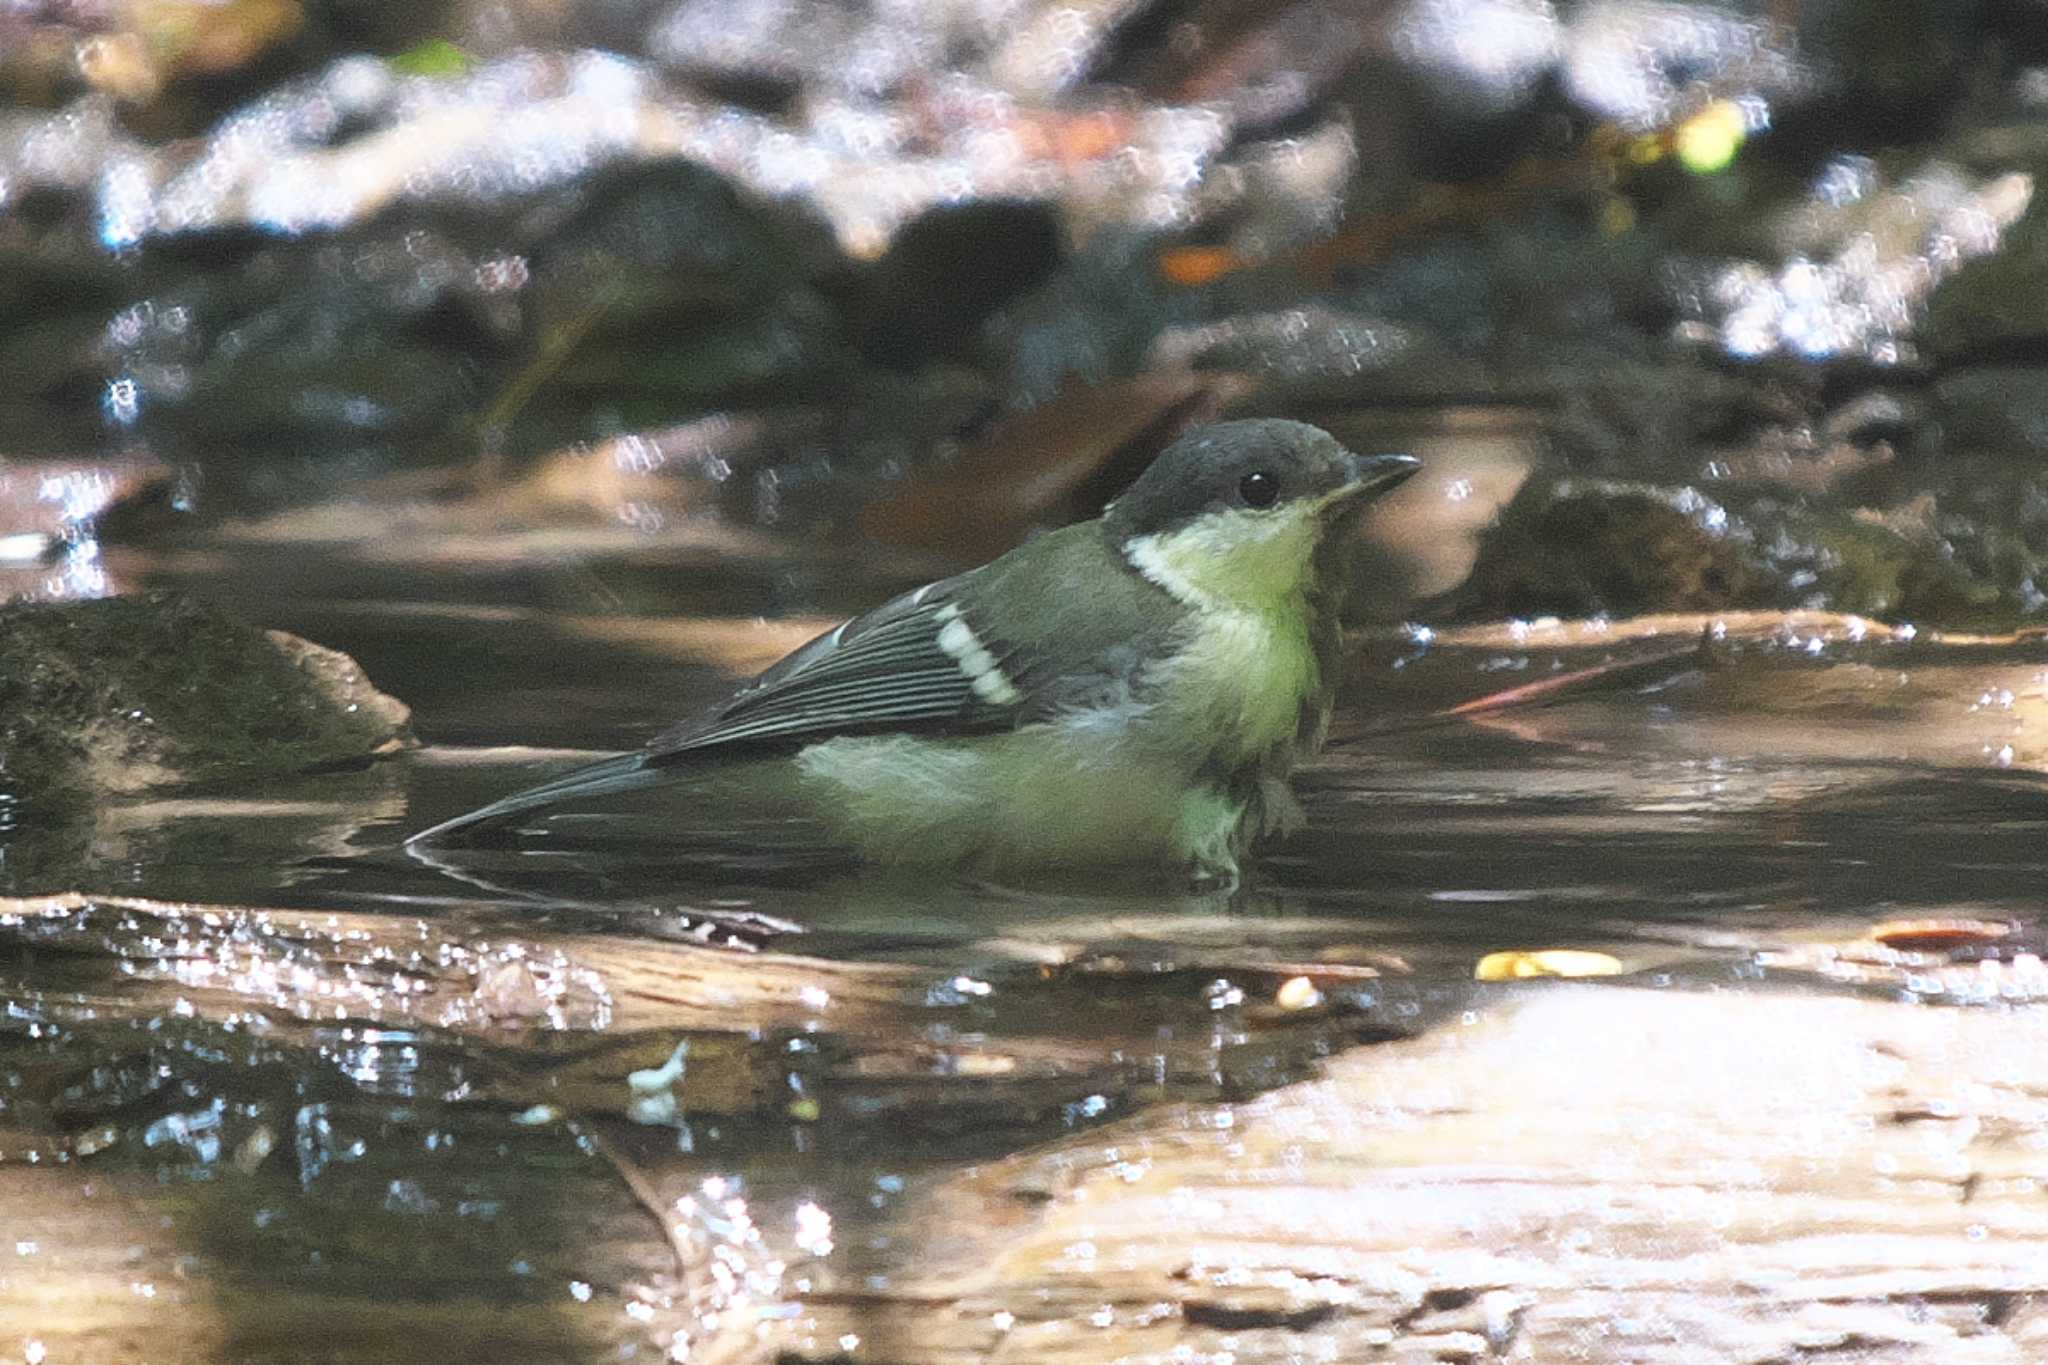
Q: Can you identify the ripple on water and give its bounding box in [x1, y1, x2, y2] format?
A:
[5, 612, 2048, 1359]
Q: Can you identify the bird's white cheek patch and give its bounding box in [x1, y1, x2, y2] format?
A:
[1122, 505, 1320, 614]
[935, 605, 1023, 705]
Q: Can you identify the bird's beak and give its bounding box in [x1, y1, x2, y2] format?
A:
[1327, 452, 1422, 510]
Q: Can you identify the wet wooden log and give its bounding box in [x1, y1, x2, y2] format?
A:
[786, 985, 2048, 1363]
[0, 891, 930, 1038]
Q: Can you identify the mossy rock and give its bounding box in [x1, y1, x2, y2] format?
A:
[1459, 483, 1762, 619]
[0, 593, 412, 818]
[1800, 514, 1920, 618]
[1462, 478, 2048, 628]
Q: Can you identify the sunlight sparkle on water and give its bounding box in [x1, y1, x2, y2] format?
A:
[794, 1200, 834, 1257]
[102, 377, 142, 425]
[1700, 165, 2031, 362]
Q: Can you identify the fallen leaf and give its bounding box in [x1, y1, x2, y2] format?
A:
[858, 373, 1251, 561]
[1158, 245, 1245, 287]
[1475, 950, 1626, 981]
[1274, 976, 1324, 1010]
[1870, 918, 2013, 953]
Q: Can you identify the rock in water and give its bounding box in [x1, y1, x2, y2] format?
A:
[0, 592, 412, 816]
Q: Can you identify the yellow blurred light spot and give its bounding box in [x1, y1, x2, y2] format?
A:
[389, 38, 473, 78]
[1274, 975, 1323, 1010]
[1626, 135, 1665, 167]
[1474, 950, 1626, 981]
[1675, 102, 1745, 175]
[788, 1097, 822, 1122]
[1601, 197, 1637, 236]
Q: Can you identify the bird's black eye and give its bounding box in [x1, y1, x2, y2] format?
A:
[1238, 470, 1279, 508]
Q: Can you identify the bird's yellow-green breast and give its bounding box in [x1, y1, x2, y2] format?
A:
[1119, 497, 1327, 765]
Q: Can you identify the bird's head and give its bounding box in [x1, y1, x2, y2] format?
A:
[1104, 419, 1420, 614]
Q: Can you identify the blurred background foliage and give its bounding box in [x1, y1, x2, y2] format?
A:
[7, 0, 2048, 624]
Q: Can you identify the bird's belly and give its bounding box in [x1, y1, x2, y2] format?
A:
[793, 728, 1217, 873]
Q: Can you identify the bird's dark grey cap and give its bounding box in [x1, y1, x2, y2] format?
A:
[1104, 419, 1419, 539]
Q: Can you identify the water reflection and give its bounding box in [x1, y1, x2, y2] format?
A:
[0, 459, 161, 602]
[5, 609, 2048, 1359]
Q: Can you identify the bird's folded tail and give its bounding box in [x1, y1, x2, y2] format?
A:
[405, 751, 667, 847]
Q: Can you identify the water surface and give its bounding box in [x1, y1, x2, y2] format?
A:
[5, 536, 2047, 1362]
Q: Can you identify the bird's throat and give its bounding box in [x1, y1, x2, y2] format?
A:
[1120, 504, 1321, 615]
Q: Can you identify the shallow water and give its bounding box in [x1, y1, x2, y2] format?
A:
[5, 530, 2048, 1362]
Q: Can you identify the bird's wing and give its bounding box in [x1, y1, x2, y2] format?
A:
[406, 525, 1174, 846]
[642, 572, 1017, 760]
[646, 521, 1177, 762]
[406, 575, 1016, 846]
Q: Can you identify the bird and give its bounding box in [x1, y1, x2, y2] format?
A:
[408, 419, 1420, 887]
